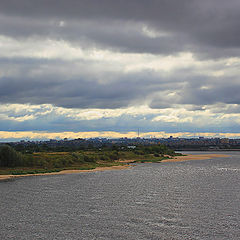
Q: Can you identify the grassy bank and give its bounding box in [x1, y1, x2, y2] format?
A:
[0, 144, 178, 175]
[0, 160, 125, 175]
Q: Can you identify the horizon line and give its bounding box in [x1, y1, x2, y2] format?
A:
[1, 130, 240, 141]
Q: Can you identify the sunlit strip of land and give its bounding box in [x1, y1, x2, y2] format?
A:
[0, 165, 131, 181]
[1, 131, 240, 140]
[162, 154, 229, 163]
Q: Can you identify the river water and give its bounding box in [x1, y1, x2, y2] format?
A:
[0, 152, 240, 240]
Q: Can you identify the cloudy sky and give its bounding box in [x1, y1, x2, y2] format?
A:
[1, 0, 240, 140]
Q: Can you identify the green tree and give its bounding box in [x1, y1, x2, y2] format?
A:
[0, 145, 23, 167]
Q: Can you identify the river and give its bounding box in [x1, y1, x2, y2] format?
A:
[0, 152, 240, 239]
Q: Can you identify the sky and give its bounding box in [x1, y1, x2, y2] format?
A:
[1, 0, 240, 141]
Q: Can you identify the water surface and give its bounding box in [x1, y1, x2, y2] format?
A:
[1, 152, 240, 239]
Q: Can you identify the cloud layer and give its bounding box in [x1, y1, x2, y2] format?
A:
[1, 0, 240, 138]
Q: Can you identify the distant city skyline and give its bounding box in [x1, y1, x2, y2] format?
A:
[1, 130, 240, 142]
[1, 1, 240, 140]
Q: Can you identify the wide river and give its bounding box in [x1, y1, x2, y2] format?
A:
[0, 152, 240, 240]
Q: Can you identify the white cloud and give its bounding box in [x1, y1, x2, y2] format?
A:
[2, 34, 239, 77]
[141, 25, 169, 38]
[1, 103, 240, 130]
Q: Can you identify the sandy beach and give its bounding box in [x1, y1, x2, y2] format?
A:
[0, 165, 130, 181]
[162, 153, 229, 163]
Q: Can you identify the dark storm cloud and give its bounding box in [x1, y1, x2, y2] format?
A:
[0, 57, 184, 109]
[1, 0, 240, 111]
[0, 76, 145, 108]
[149, 71, 240, 110]
[179, 76, 240, 106]
[0, 14, 185, 55]
[2, 56, 240, 110]
[0, 0, 240, 58]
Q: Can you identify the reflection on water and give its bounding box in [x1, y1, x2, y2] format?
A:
[0, 152, 240, 240]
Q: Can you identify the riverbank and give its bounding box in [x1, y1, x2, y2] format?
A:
[0, 154, 230, 181]
[0, 165, 131, 181]
[162, 153, 229, 163]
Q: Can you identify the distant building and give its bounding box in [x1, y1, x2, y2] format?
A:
[127, 146, 136, 149]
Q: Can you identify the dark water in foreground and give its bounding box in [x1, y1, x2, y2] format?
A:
[1, 152, 240, 240]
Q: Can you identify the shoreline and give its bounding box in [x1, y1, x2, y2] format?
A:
[162, 153, 229, 163]
[0, 165, 131, 181]
[0, 154, 230, 181]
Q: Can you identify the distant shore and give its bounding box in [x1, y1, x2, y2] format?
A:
[162, 153, 229, 163]
[0, 165, 131, 181]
